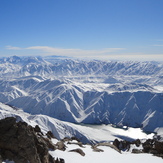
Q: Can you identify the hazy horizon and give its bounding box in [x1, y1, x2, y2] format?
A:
[0, 0, 163, 61]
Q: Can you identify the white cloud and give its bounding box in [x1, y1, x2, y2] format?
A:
[5, 45, 22, 50]
[5, 45, 125, 57]
[4, 45, 163, 61]
[25, 46, 125, 57]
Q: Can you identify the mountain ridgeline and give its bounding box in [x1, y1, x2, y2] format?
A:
[0, 56, 162, 77]
[0, 56, 163, 133]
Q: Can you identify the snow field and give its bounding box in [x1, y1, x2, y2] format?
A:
[49, 142, 163, 163]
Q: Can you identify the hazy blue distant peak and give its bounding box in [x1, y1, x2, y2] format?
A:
[0, 56, 47, 64]
[0, 56, 21, 64]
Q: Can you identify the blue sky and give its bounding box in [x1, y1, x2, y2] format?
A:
[0, 0, 163, 61]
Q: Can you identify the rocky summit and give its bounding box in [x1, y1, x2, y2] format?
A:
[0, 117, 64, 163]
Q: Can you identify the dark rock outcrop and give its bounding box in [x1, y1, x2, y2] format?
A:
[155, 141, 163, 154]
[69, 148, 85, 156]
[142, 139, 163, 158]
[142, 139, 155, 153]
[91, 145, 104, 152]
[132, 149, 143, 154]
[132, 139, 141, 147]
[113, 139, 130, 151]
[67, 141, 85, 148]
[113, 138, 163, 158]
[113, 139, 141, 152]
[94, 142, 121, 153]
[56, 141, 67, 151]
[46, 131, 55, 139]
[113, 139, 120, 149]
[55, 158, 65, 163]
[0, 117, 64, 163]
[34, 125, 42, 133]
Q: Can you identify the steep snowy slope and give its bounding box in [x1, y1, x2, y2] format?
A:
[0, 102, 155, 143]
[0, 76, 162, 133]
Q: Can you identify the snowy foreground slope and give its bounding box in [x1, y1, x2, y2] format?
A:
[0, 103, 163, 163]
[50, 145, 163, 163]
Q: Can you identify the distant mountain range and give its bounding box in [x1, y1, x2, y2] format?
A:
[0, 56, 162, 78]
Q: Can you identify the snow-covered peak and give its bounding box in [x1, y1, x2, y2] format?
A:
[0, 56, 21, 64]
[0, 56, 48, 65]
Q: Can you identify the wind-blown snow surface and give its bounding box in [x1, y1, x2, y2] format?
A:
[0, 56, 162, 133]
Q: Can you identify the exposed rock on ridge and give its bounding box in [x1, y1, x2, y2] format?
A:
[0, 117, 64, 163]
[113, 138, 163, 158]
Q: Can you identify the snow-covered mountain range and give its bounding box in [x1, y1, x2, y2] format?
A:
[0, 55, 162, 78]
[0, 56, 162, 133]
